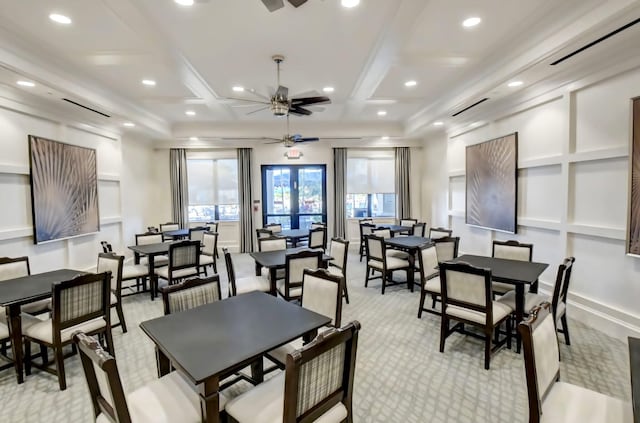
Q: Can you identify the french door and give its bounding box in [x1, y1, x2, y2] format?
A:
[261, 164, 327, 230]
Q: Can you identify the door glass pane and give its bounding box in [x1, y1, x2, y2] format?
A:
[298, 168, 323, 214]
[267, 216, 291, 230]
[299, 215, 323, 230]
[266, 168, 291, 215]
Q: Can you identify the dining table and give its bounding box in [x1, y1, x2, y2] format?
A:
[375, 224, 413, 235]
[139, 291, 331, 423]
[0, 269, 87, 384]
[273, 229, 309, 247]
[630, 337, 640, 423]
[128, 241, 175, 299]
[162, 228, 190, 239]
[384, 236, 432, 291]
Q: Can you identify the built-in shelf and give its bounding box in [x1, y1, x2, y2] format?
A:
[0, 164, 121, 182]
[519, 156, 563, 169]
[101, 216, 123, 225]
[566, 223, 626, 240]
[98, 173, 121, 182]
[447, 209, 465, 218]
[568, 147, 628, 164]
[517, 218, 562, 231]
[448, 170, 465, 178]
[0, 227, 32, 241]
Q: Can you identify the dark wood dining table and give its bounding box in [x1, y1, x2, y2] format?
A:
[449, 254, 548, 351]
[274, 229, 309, 247]
[250, 247, 332, 294]
[139, 291, 331, 423]
[163, 228, 190, 239]
[630, 337, 640, 423]
[384, 236, 433, 292]
[0, 269, 86, 384]
[128, 241, 175, 299]
[375, 224, 413, 235]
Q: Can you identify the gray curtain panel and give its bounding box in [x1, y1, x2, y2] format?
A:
[238, 148, 254, 252]
[395, 147, 411, 219]
[333, 148, 347, 239]
[169, 148, 189, 228]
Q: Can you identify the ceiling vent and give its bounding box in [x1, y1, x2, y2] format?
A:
[550, 17, 640, 66]
[62, 98, 111, 118]
[451, 97, 489, 117]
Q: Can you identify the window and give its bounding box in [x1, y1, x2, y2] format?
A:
[187, 154, 239, 221]
[345, 153, 395, 218]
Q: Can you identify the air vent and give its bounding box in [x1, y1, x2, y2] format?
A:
[62, 98, 111, 118]
[550, 17, 640, 66]
[451, 98, 489, 117]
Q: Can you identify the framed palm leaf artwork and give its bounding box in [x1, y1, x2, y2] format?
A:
[627, 98, 640, 256]
[29, 135, 100, 244]
[465, 133, 518, 233]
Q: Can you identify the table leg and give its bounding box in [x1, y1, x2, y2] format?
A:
[199, 377, 221, 423]
[407, 251, 416, 292]
[303, 328, 319, 344]
[149, 255, 157, 300]
[530, 279, 539, 294]
[269, 268, 277, 296]
[251, 358, 264, 384]
[7, 304, 24, 384]
[515, 284, 525, 353]
[134, 252, 141, 265]
[155, 347, 171, 377]
[255, 262, 262, 277]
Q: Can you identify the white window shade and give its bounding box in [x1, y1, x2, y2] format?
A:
[368, 158, 394, 193]
[188, 159, 215, 205]
[346, 157, 394, 194]
[216, 159, 238, 204]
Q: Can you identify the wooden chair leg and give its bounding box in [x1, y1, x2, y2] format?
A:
[381, 272, 387, 295]
[439, 316, 448, 353]
[24, 340, 32, 375]
[418, 289, 426, 318]
[40, 344, 48, 366]
[343, 281, 350, 304]
[116, 302, 127, 333]
[54, 346, 66, 390]
[364, 266, 370, 287]
[104, 328, 115, 357]
[213, 261, 218, 274]
[484, 334, 491, 370]
[560, 315, 571, 345]
[506, 318, 512, 350]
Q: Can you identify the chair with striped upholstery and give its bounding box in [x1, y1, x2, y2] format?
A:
[265, 223, 283, 233]
[412, 222, 426, 237]
[400, 218, 418, 227]
[225, 321, 360, 423]
[155, 240, 200, 290]
[189, 226, 209, 244]
[224, 248, 271, 297]
[159, 222, 179, 232]
[96, 253, 127, 333]
[160, 276, 222, 315]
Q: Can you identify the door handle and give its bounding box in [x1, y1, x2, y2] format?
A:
[294, 181, 297, 190]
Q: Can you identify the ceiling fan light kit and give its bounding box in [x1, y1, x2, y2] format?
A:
[261, 0, 308, 12]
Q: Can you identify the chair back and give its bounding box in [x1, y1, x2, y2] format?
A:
[412, 223, 426, 237]
[308, 227, 327, 250]
[492, 240, 533, 262]
[417, 244, 439, 282]
[189, 226, 209, 243]
[160, 276, 222, 315]
[207, 221, 219, 232]
[73, 331, 131, 423]
[429, 227, 452, 239]
[0, 256, 30, 281]
[301, 269, 343, 327]
[265, 223, 283, 233]
[400, 218, 417, 227]
[328, 238, 349, 274]
[202, 231, 218, 256]
[283, 321, 361, 422]
[100, 241, 113, 253]
[256, 228, 273, 239]
[310, 222, 326, 230]
[433, 236, 460, 262]
[518, 302, 560, 423]
[135, 232, 163, 246]
[159, 222, 179, 232]
[258, 236, 287, 252]
[440, 261, 492, 321]
[97, 253, 124, 294]
[358, 218, 373, 224]
[147, 226, 159, 233]
[365, 235, 385, 262]
[52, 272, 111, 333]
[551, 257, 575, 321]
[285, 250, 322, 290]
[222, 248, 239, 297]
[359, 223, 375, 241]
[168, 240, 200, 271]
[372, 228, 391, 239]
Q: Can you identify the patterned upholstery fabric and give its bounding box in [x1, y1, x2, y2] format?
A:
[532, 312, 561, 396]
[0, 321, 9, 340]
[171, 244, 198, 267]
[368, 256, 409, 270]
[0, 260, 29, 281]
[494, 244, 531, 261]
[59, 281, 104, 324]
[296, 343, 346, 417]
[444, 269, 486, 307]
[302, 274, 339, 325]
[23, 316, 105, 343]
[446, 302, 512, 325]
[167, 283, 220, 314]
[434, 241, 456, 262]
[260, 238, 287, 252]
[235, 276, 271, 295]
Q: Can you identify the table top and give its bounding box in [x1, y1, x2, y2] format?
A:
[0, 269, 87, 307]
[275, 229, 309, 239]
[250, 247, 331, 268]
[385, 236, 432, 250]
[450, 254, 548, 285]
[375, 224, 412, 233]
[163, 229, 189, 237]
[630, 337, 640, 423]
[140, 291, 331, 384]
[128, 241, 174, 255]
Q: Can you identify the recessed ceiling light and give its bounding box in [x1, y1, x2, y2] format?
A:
[189, 136, 199, 141]
[185, 110, 196, 116]
[17, 80, 35, 87]
[341, 0, 360, 8]
[323, 86, 335, 93]
[404, 80, 417, 87]
[433, 121, 444, 126]
[142, 79, 156, 86]
[377, 110, 387, 116]
[232, 86, 245, 92]
[49, 13, 72, 24]
[381, 136, 390, 140]
[462, 17, 481, 28]
[123, 122, 135, 127]
[508, 80, 523, 87]
[174, 0, 194, 6]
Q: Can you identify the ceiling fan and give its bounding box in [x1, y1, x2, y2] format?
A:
[262, 114, 319, 147]
[261, 0, 308, 12]
[225, 55, 331, 117]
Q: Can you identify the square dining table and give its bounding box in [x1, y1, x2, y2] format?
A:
[0, 269, 87, 384]
[384, 236, 432, 292]
[374, 224, 413, 235]
[128, 241, 175, 300]
[139, 291, 331, 423]
[273, 229, 310, 247]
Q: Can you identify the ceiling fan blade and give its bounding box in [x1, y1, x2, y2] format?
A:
[289, 106, 312, 116]
[222, 97, 270, 105]
[290, 90, 321, 99]
[275, 85, 289, 99]
[246, 106, 270, 115]
[290, 96, 331, 106]
[295, 137, 320, 143]
[261, 0, 284, 12]
[264, 140, 284, 144]
[287, 0, 308, 7]
[231, 103, 268, 108]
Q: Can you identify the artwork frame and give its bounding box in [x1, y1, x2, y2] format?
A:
[627, 97, 640, 256]
[29, 135, 100, 244]
[465, 132, 518, 234]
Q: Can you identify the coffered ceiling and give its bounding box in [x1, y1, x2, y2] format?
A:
[0, 0, 639, 141]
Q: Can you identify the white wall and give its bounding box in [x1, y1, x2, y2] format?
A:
[422, 67, 640, 339]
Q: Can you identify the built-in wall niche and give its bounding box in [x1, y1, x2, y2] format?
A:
[517, 165, 562, 224]
[449, 175, 465, 212]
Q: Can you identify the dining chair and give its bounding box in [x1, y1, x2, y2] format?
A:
[257, 235, 287, 252]
[265, 223, 283, 233]
[400, 218, 418, 227]
[155, 240, 200, 289]
[364, 235, 413, 295]
[439, 261, 513, 370]
[225, 321, 360, 423]
[372, 227, 392, 239]
[500, 257, 576, 345]
[358, 222, 376, 262]
[432, 236, 460, 263]
[207, 221, 220, 258]
[492, 240, 534, 295]
[100, 241, 113, 253]
[411, 222, 426, 237]
[0, 256, 50, 316]
[160, 276, 222, 315]
[0, 322, 10, 371]
[267, 268, 344, 367]
[327, 238, 350, 304]
[159, 222, 179, 232]
[135, 232, 169, 267]
[416, 244, 442, 318]
[429, 227, 453, 239]
[96, 253, 127, 333]
[98, 242, 149, 296]
[73, 331, 230, 422]
[519, 302, 631, 422]
[310, 222, 326, 229]
[307, 226, 327, 250]
[23, 272, 113, 390]
[189, 226, 209, 244]
[199, 231, 218, 276]
[223, 248, 271, 297]
[277, 250, 323, 301]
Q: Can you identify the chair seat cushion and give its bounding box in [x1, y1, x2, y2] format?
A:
[368, 256, 410, 271]
[276, 280, 302, 299]
[492, 281, 514, 294]
[327, 266, 344, 277]
[110, 292, 118, 305]
[20, 299, 51, 315]
[200, 254, 215, 265]
[0, 322, 9, 340]
[236, 276, 271, 295]
[423, 276, 441, 294]
[122, 264, 149, 280]
[557, 301, 566, 319]
[497, 291, 548, 314]
[225, 372, 348, 423]
[541, 381, 632, 422]
[262, 268, 286, 280]
[23, 316, 106, 344]
[446, 301, 513, 325]
[141, 255, 169, 267]
[267, 338, 305, 365]
[155, 267, 198, 280]
[386, 250, 410, 260]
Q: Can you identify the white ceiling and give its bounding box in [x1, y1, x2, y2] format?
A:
[0, 0, 639, 141]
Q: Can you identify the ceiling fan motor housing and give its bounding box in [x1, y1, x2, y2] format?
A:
[271, 101, 289, 116]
